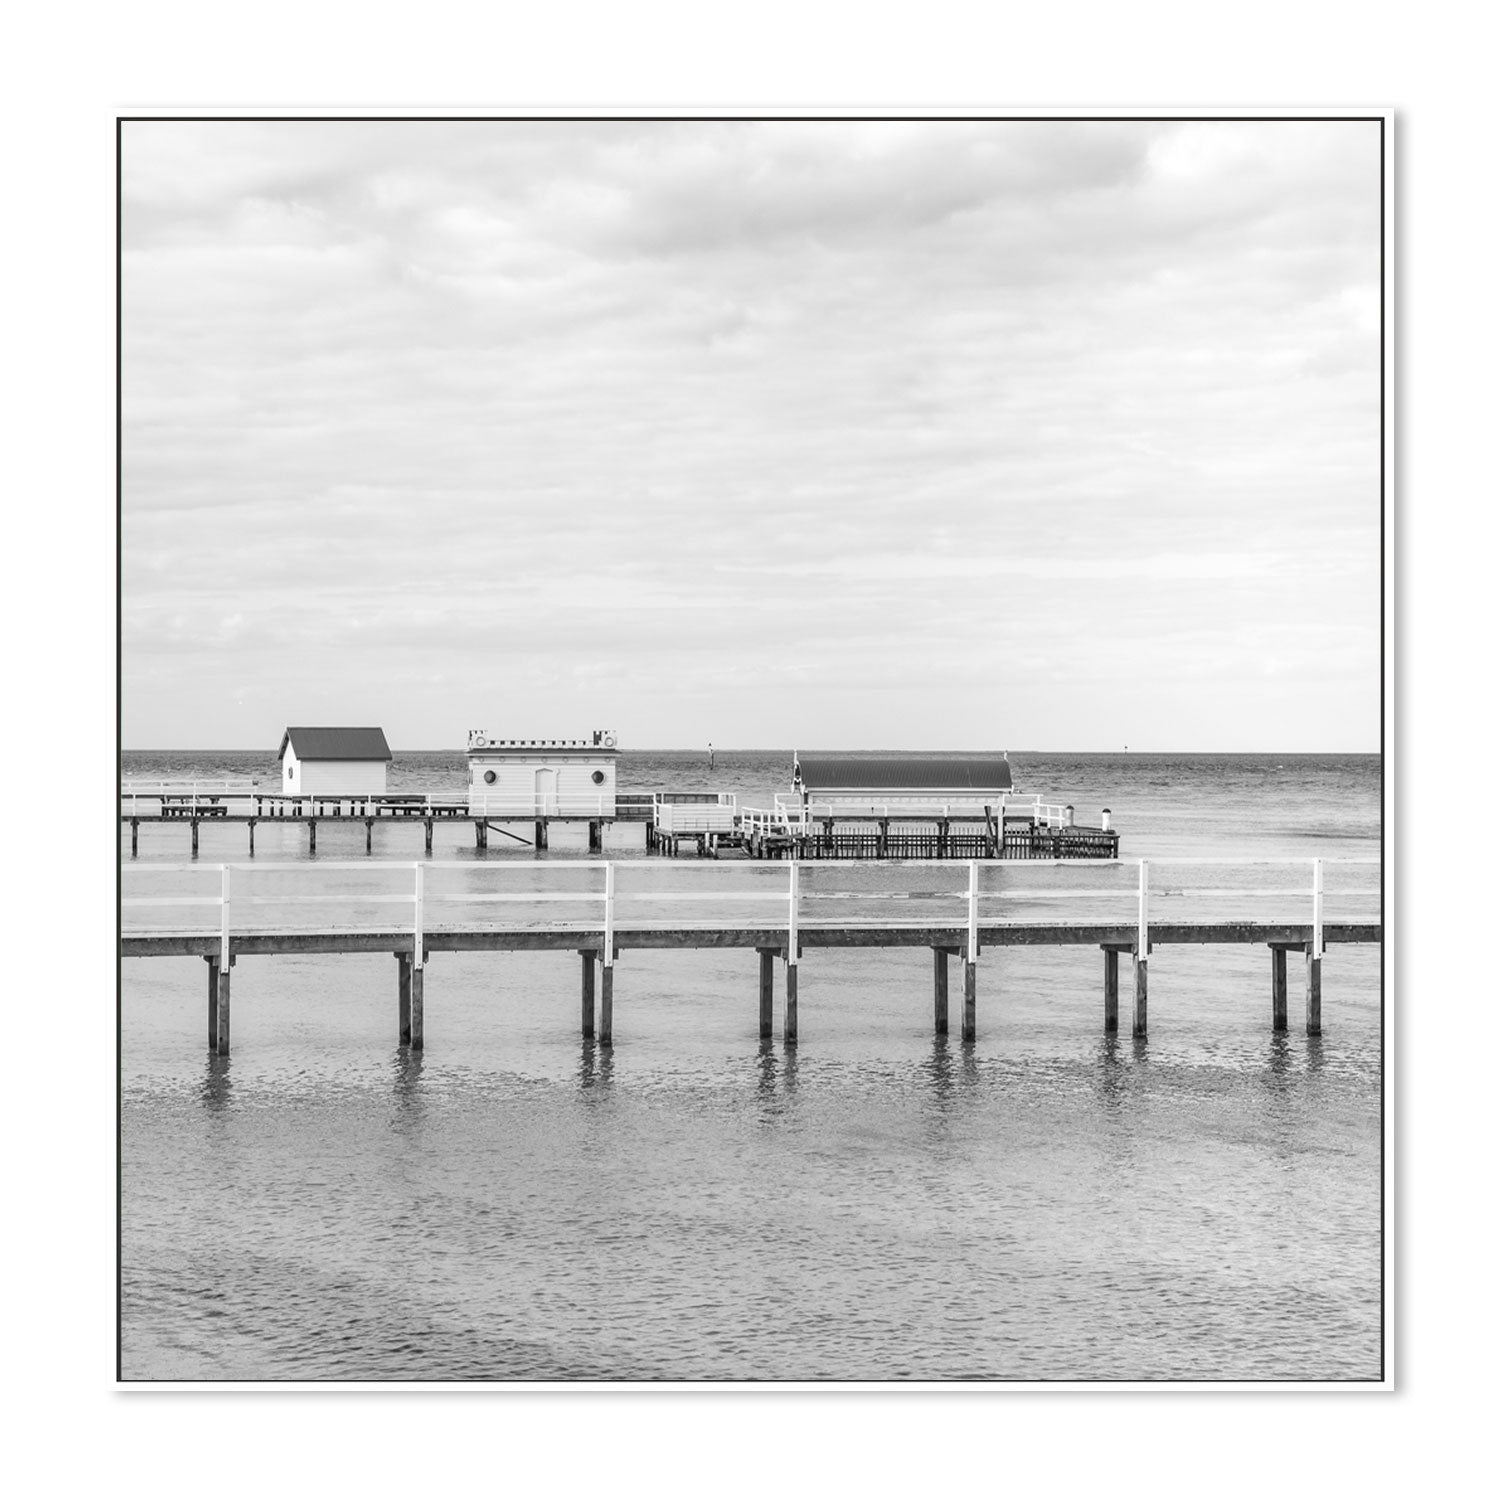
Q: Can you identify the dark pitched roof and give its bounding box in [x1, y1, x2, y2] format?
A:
[794, 754, 1012, 792]
[278, 727, 392, 762]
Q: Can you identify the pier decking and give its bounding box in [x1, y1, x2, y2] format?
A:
[122, 857, 1381, 1055]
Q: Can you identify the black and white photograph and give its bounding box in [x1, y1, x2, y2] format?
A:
[115, 113, 1390, 1389]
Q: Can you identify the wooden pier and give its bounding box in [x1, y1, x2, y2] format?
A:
[122, 857, 1380, 1055]
[121, 787, 1118, 862]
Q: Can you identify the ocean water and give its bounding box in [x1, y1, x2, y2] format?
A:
[119, 750, 1383, 1381]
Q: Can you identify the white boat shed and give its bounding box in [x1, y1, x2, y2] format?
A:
[466, 729, 620, 817]
[278, 726, 393, 797]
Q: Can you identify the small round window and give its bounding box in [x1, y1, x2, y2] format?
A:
[483, 770, 497, 785]
[591, 770, 605, 785]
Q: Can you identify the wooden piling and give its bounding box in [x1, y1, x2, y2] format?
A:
[1132, 952, 1148, 1037]
[215, 963, 231, 1056]
[130, 819, 139, 857]
[397, 953, 412, 1045]
[961, 960, 976, 1042]
[758, 948, 774, 1039]
[1271, 946, 1288, 1032]
[207, 957, 219, 1049]
[308, 820, 317, 855]
[785, 959, 799, 1045]
[190, 819, 199, 858]
[581, 950, 596, 1039]
[410, 963, 425, 1050]
[247, 820, 256, 857]
[599, 964, 614, 1046]
[933, 947, 949, 1035]
[1305, 945, 1322, 1036]
[365, 818, 374, 855]
[1103, 947, 1119, 1033]
[424, 818, 433, 855]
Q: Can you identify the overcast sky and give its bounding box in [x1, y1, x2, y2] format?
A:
[121, 118, 1381, 751]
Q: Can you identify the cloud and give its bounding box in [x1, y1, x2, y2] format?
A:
[121, 119, 1382, 749]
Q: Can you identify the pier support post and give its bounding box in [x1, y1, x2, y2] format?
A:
[475, 820, 487, 850]
[130, 819, 139, 858]
[214, 961, 231, 1056]
[206, 957, 219, 1049]
[1271, 946, 1289, 1032]
[758, 948, 774, 1039]
[784, 958, 798, 1045]
[247, 820, 256, 858]
[932, 947, 949, 1035]
[308, 820, 317, 855]
[580, 950, 596, 1039]
[191, 819, 199, 858]
[396, 953, 412, 1045]
[599, 964, 614, 1046]
[365, 818, 374, 855]
[962, 960, 977, 1042]
[424, 819, 433, 855]
[1103, 948, 1119, 1033]
[1132, 952, 1148, 1038]
[410, 961, 425, 1050]
[1305, 945, 1322, 1036]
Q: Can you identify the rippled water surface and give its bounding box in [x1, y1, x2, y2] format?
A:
[120, 750, 1382, 1381]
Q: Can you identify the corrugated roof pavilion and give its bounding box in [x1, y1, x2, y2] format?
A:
[793, 755, 1012, 792]
[279, 727, 393, 762]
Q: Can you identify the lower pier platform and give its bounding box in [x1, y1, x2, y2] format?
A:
[125, 920, 1378, 1056]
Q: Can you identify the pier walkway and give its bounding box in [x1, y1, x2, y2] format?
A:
[121, 857, 1381, 1055]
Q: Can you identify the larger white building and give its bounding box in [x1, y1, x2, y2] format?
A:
[466, 730, 620, 816]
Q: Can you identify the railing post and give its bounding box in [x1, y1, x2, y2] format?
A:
[785, 862, 800, 1044]
[1133, 860, 1150, 1037]
[1312, 858, 1324, 960]
[788, 860, 799, 959]
[219, 864, 231, 970]
[410, 862, 426, 1049]
[966, 859, 979, 966]
[962, 860, 979, 1041]
[600, 863, 616, 1045]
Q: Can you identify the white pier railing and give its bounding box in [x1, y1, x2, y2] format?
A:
[741, 792, 1076, 834]
[653, 793, 738, 834]
[467, 793, 618, 818]
[122, 856, 1379, 964]
[120, 779, 263, 814]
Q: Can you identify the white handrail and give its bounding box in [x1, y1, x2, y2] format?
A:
[121, 858, 1379, 951]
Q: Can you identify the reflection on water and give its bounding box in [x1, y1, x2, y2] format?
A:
[198, 1054, 232, 1114]
[390, 1048, 425, 1122]
[1091, 1034, 1125, 1114]
[578, 1040, 613, 1096]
